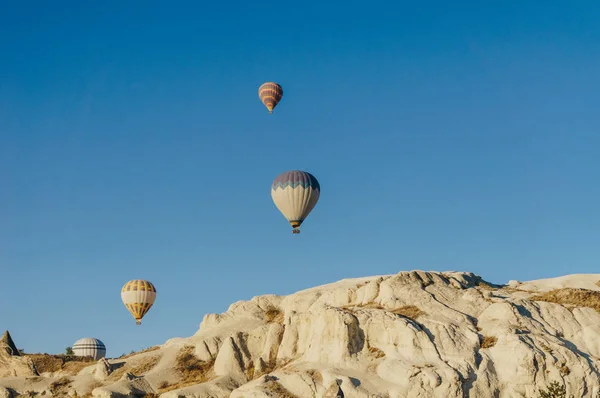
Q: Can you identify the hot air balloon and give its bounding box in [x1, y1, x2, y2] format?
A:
[271, 170, 320, 234]
[121, 280, 157, 325]
[72, 338, 106, 360]
[258, 82, 283, 114]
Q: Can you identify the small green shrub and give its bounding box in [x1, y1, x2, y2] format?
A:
[538, 381, 573, 398]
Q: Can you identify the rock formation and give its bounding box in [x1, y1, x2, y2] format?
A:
[0, 331, 37, 378]
[2, 270, 600, 397]
[0, 331, 19, 357]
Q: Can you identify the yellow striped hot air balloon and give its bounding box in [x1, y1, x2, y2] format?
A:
[258, 82, 283, 114]
[121, 279, 156, 325]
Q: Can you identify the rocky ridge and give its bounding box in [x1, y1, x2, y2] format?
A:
[2, 270, 600, 397]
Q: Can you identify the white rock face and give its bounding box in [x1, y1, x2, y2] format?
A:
[4, 270, 600, 397]
[0, 387, 13, 398]
[93, 357, 113, 380]
[0, 351, 37, 378]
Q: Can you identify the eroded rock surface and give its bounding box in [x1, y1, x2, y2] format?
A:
[3, 271, 600, 397]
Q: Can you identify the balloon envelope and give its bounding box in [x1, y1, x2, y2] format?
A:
[121, 280, 157, 325]
[271, 170, 320, 233]
[258, 82, 283, 113]
[72, 338, 106, 360]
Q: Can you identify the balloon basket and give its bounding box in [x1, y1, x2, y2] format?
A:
[292, 229, 300, 234]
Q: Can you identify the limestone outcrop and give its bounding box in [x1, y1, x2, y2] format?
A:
[3, 271, 600, 397]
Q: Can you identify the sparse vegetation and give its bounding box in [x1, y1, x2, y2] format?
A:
[246, 359, 255, 380]
[263, 377, 300, 398]
[130, 355, 161, 375]
[118, 346, 160, 359]
[27, 353, 95, 374]
[158, 345, 214, 393]
[478, 281, 498, 290]
[392, 305, 424, 320]
[560, 364, 570, 376]
[63, 358, 98, 374]
[368, 345, 386, 358]
[342, 303, 425, 320]
[265, 307, 284, 323]
[530, 288, 600, 312]
[480, 335, 497, 349]
[107, 354, 161, 381]
[49, 377, 71, 395]
[254, 357, 278, 378]
[538, 381, 573, 398]
[539, 342, 553, 353]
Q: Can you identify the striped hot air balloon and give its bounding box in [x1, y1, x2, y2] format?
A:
[258, 82, 283, 114]
[72, 338, 106, 360]
[121, 280, 157, 325]
[271, 170, 320, 234]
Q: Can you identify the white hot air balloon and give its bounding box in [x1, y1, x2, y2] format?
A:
[271, 170, 321, 234]
[121, 279, 157, 325]
[72, 338, 106, 360]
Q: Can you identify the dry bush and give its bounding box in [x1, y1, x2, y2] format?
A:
[480, 335, 497, 349]
[368, 346, 385, 358]
[560, 364, 571, 376]
[263, 378, 300, 398]
[175, 346, 212, 380]
[357, 302, 381, 311]
[28, 355, 63, 373]
[49, 377, 71, 394]
[342, 303, 424, 320]
[539, 380, 571, 398]
[265, 307, 284, 323]
[27, 354, 95, 374]
[246, 359, 255, 380]
[530, 288, 600, 312]
[392, 305, 424, 320]
[158, 346, 214, 393]
[539, 341, 554, 353]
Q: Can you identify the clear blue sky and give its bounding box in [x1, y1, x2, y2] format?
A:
[1, 1, 599, 357]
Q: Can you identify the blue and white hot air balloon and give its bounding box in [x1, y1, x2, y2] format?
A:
[271, 170, 321, 234]
[72, 338, 106, 360]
